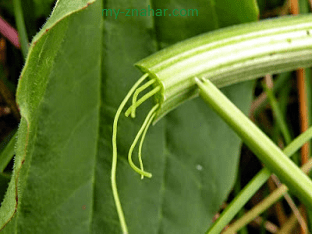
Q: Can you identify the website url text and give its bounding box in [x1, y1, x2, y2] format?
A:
[102, 5, 199, 19]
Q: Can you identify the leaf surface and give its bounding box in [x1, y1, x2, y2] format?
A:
[0, 0, 101, 232]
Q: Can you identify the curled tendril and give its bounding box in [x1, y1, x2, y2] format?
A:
[125, 85, 161, 118]
[128, 103, 159, 178]
[129, 79, 155, 118]
[111, 73, 161, 233]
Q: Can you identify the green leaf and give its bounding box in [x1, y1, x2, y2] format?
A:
[0, 0, 100, 232]
[213, 0, 259, 27]
[0, 0, 258, 233]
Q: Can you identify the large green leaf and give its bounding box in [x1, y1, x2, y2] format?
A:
[0, 0, 258, 233]
[0, 0, 100, 232]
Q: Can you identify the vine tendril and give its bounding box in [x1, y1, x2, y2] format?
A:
[125, 85, 161, 117]
[111, 73, 149, 234]
[130, 79, 156, 117]
[128, 103, 159, 178]
[111, 73, 161, 233]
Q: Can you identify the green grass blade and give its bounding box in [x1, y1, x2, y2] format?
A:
[223, 157, 312, 233]
[263, 82, 292, 144]
[0, 132, 16, 173]
[13, 0, 28, 58]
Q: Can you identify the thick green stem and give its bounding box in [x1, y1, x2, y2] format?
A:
[195, 78, 312, 231]
[136, 14, 312, 121]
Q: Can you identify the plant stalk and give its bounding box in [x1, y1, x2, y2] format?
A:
[195, 78, 312, 230]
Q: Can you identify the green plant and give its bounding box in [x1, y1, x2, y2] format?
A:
[111, 14, 312, 233]
[1, 0, 312, 233]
